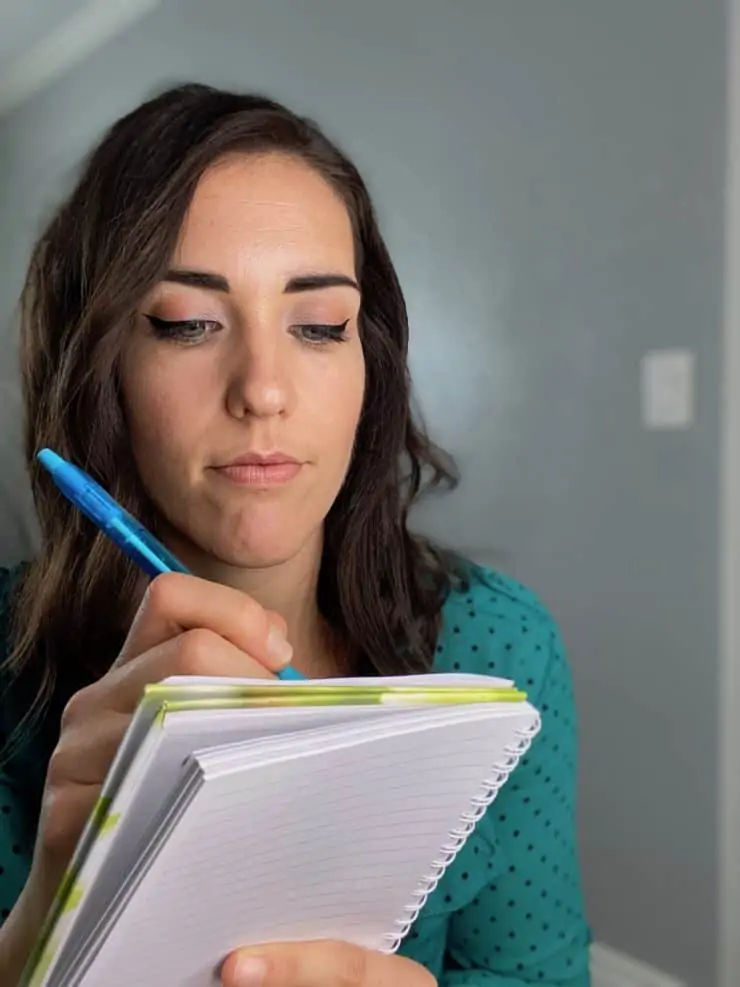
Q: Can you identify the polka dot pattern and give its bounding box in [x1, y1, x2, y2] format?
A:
[0, 563, 591, 985]
[0, 776, 32, 922]
[398, 564, 591, 984]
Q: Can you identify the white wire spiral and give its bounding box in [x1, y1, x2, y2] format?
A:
[380, 715, 541, 953]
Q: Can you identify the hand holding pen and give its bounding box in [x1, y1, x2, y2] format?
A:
[37, 448, 304, 681]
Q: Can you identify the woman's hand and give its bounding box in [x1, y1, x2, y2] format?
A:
[1, 573, 291, 984]
[222, 940, 436, 987]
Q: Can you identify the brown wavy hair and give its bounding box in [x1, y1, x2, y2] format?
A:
[8, 83, 459, 723]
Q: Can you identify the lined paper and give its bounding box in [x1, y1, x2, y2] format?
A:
[73, 706, 536, 987]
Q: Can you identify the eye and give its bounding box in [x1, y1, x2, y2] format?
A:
[291, 321, 350, 345]
[144, 315, 222, 344]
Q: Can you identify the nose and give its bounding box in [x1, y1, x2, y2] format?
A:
[224, 326, 293, 420]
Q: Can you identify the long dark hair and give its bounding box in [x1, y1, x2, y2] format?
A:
[9, 83, 459, 722]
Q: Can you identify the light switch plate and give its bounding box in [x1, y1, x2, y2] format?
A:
[640, 349, 695, 430]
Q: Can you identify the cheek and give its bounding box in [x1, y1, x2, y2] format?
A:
[121, 353, 200, 473]
[312, 350, 365, 466]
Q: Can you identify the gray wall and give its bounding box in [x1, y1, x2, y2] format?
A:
[0, 2, 727, 984]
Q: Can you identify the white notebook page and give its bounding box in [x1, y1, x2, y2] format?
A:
[56, 704, 405, 983]
[72, 704, 536, 987]
[160, 672, 514, 689]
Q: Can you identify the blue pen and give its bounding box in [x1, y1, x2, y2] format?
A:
[36, 448, 304, 681]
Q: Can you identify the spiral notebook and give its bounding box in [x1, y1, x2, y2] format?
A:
[24, 673, 540, 987]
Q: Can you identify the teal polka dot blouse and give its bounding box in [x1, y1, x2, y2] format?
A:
[0, 563, 591, 984]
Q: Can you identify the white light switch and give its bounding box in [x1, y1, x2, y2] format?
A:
[640, 349, 695, 429]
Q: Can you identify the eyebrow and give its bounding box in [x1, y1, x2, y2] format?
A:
[163, 269, 359, 294]
[284, 274, 360, 294]
[163, 269, 230, 292]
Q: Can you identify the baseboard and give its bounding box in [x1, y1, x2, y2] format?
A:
[591, 943, 687, 987]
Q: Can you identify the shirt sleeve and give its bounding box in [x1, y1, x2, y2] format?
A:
[0, 565, 35, 926]
[0, 769, 33, 924]
[440, 624, 591, 986]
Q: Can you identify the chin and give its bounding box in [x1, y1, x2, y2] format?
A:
[207, 520, 322, 571]
[169, 500, 324, 573]
[215, 543, 298, 570]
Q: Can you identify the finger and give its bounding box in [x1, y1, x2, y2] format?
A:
[99, 628, 275, 714]
[50, 708, 131, 785]
[264, 609, 288, 639]
[221, 940, 436, 987]
[38, 778, 101, 864]
[116, 572, 292, 672]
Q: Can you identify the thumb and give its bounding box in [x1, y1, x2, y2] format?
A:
[221, 940, 435, 987]
[264, 610, 288, 638]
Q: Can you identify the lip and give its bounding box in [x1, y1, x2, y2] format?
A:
[220, 452, 300, 467]
[211, 452, 303, 487]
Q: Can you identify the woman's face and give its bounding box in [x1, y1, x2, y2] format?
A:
[120, 153, 365, 570]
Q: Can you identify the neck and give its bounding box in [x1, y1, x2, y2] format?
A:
[163, 530, 338, 677]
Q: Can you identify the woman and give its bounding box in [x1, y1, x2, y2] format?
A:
[0, 84, 590, 986]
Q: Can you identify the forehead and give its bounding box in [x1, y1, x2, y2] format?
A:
[174, 153, 355, 273]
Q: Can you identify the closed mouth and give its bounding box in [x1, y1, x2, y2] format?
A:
[211, 460, 303, 486]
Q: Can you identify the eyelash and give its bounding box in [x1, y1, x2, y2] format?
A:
[144, 315, 350, 346]
[290, 320, 349, 345]
[145, 316, 219, 344]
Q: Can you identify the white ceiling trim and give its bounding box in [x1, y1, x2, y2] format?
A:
[0, 0, 163, 117]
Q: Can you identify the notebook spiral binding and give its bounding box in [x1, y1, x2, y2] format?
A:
[381, 715, 541, 953]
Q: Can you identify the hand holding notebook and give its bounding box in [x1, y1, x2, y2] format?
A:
[220, 937, 436, 986]
[23, 672, 539, 987]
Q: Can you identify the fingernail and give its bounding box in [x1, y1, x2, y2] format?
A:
[231, 955, 267, 987]
[267, 626, 293, 668]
